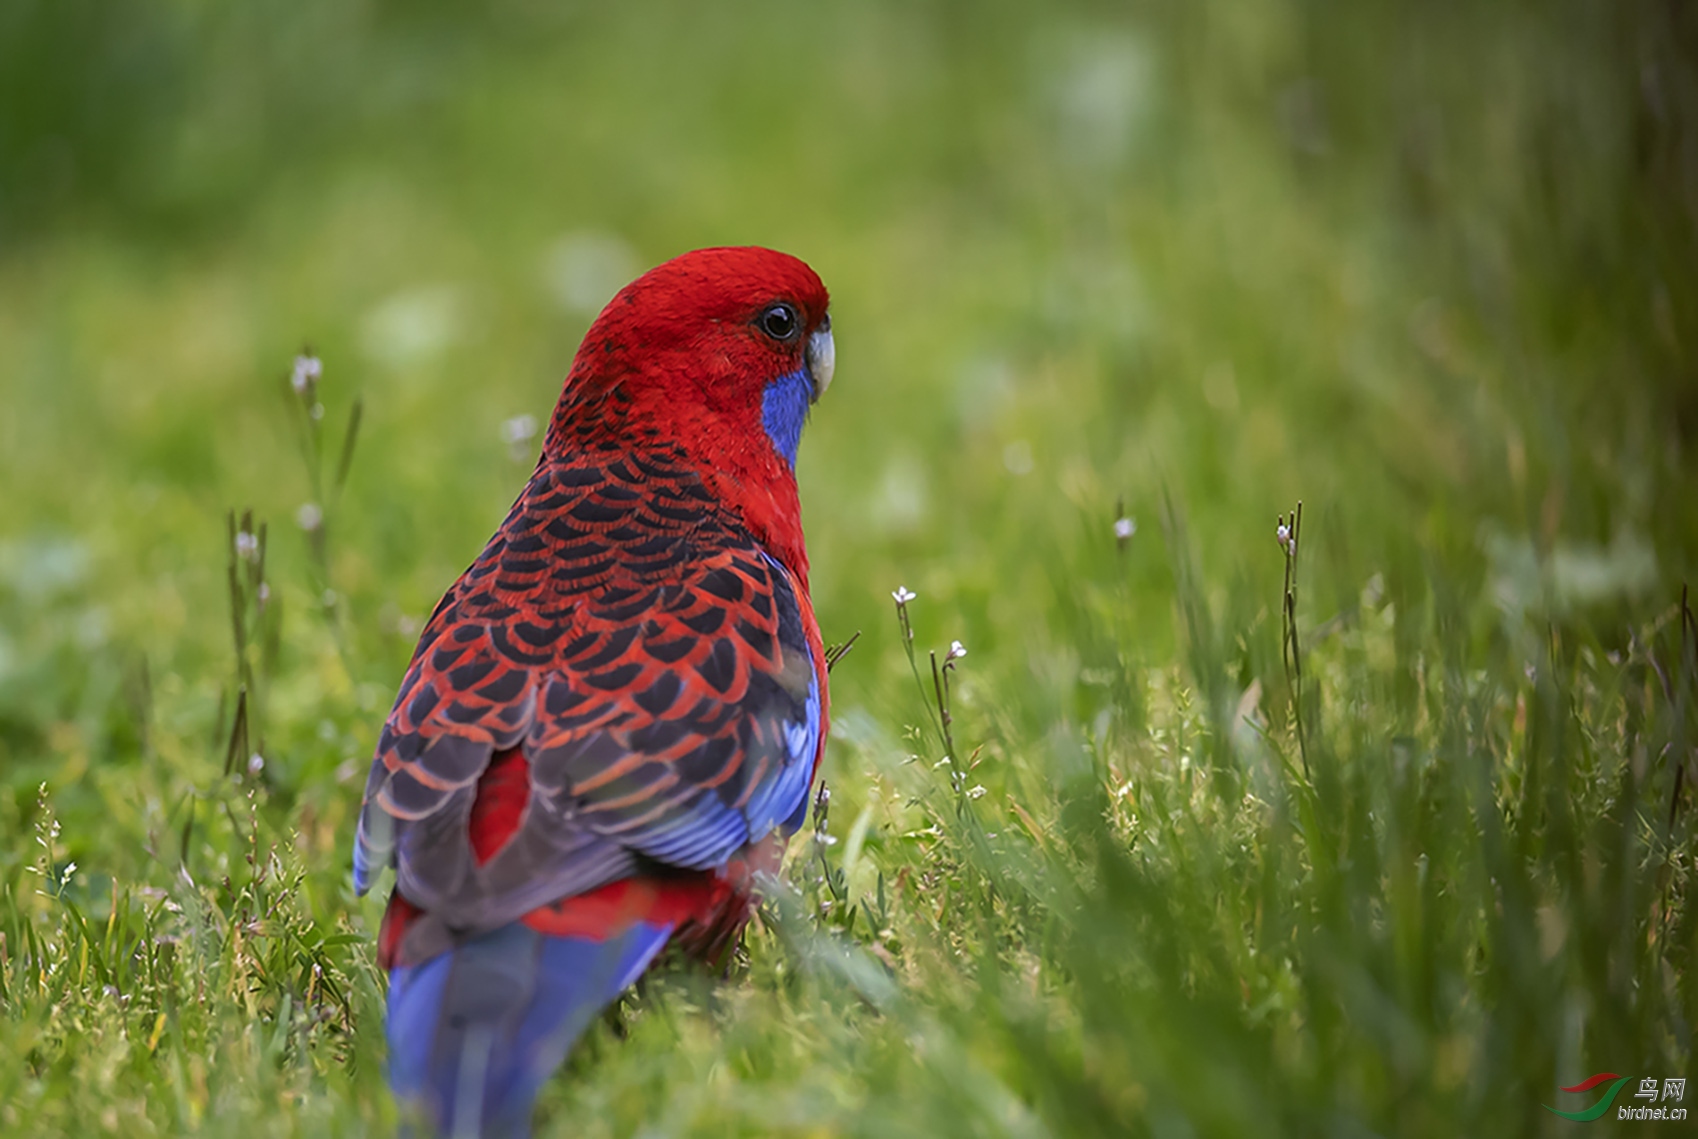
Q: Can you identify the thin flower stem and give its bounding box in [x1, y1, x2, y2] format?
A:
[1279, 500, 1309, 780]
[930, 651, 960, 779]
[891, 591, 968, 808]
[894, 595, 947, 746]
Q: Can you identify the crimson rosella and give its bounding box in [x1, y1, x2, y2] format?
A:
[352, 247, 834, 1136]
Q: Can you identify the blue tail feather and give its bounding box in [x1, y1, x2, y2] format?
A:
[387, 921, 674, 1137]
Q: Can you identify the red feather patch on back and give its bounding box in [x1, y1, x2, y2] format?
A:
[378, 891, 424, 970]
[522, 830, 787, 964]
[468, 747, 530, 867]
[377, 834, 788, 970]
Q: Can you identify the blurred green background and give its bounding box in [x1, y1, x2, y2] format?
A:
[2, 1, 1696, 1135]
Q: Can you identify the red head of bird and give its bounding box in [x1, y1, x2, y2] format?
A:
[544, 246, 833, 582]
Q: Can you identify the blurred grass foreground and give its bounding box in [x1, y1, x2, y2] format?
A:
[2, 1, 1697, 1135]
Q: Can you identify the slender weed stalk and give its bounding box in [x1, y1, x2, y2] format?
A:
[890, 587, 974, 807]
[285, 350, 363, 633]
[178, 508, 279, 871]
[1669, 583, 1696, 826]
[824, 631, 861, 673]
[1277, 500, 1309, 779]
[180, 348, 354, 874]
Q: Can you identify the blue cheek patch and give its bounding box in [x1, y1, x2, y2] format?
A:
[761, 368, 812, 466]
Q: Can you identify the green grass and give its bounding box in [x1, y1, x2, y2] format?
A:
[3, 1, 1697, 1134]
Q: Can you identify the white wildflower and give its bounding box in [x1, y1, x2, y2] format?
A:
[1113, 516, 1135, 541]
[502, 414, 540, 461]
[892, 586, 917, 605]
[290, 354, 322, 395]
[501, 414, 538, 445]
[234, 530, 259, 561]
[248, 753, 265, 775]
[947, 639, 967, 662]
[296, 502, 323, 532]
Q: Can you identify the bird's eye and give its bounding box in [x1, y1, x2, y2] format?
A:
[758, 303, 800, 342]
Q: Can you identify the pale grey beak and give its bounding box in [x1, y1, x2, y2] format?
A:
[806, 315, 834, 403]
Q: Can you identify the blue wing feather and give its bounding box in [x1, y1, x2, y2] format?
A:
[742, 676, 821, 837]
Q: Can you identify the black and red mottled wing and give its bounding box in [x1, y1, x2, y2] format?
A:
[353, 443, 823, 950]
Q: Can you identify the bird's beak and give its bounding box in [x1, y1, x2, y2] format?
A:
[806, 315, 834, 403]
